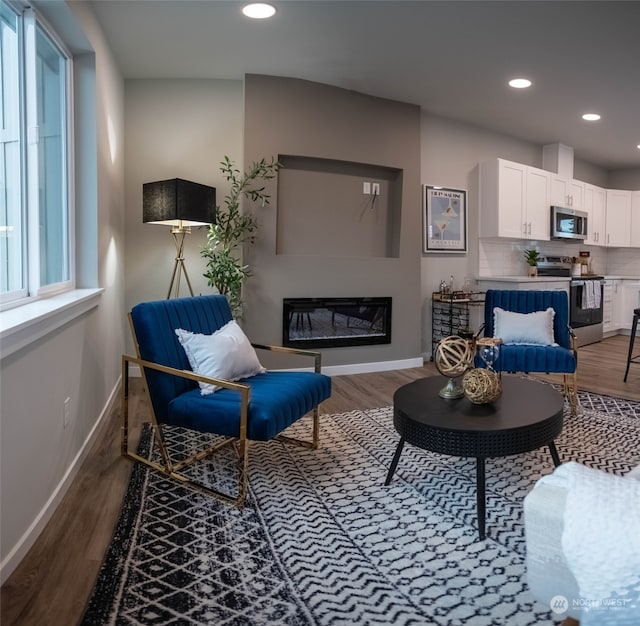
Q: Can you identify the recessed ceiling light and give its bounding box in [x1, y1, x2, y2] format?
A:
[242, 3, 276, 19]
[582, 113, 601, 121]
[508, 78, 532, 89]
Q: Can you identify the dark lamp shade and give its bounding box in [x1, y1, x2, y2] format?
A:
[143, 178, 216, 227]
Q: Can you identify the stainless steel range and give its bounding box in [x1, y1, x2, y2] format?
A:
[537, 256, 604, 347]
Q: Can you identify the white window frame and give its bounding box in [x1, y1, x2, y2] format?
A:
[1, 1, 75, 311]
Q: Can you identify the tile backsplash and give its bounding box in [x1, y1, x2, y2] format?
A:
[478, 239, 638, 277]
[606, 248, 640, 276]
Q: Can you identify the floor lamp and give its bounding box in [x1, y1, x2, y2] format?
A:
[143, 178, 216, 299]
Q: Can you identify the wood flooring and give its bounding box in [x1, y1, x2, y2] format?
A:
[1, 335, 638, 626]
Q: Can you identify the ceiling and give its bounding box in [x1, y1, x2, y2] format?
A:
[88, 0, 640, 171]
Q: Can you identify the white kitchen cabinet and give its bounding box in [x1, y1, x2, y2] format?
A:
[479, 159, 525, 239]
[584, 183, 606, 246]
[479, 159, 550, 240]
[621, 281, 640, 330]
[550, 175, 584, 210]
[631, 191, 640, 247]
[605, 189, 632, 247]
[527, 168, 551, 239]
[603, 279, 625, 332]
[618, 279, 640, 330]
[620, 280, 640, 330]
[603, 281, 613, 332]
[613, 281, 625, 330]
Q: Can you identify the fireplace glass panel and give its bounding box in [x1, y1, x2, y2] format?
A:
[283, 297, 392, 349]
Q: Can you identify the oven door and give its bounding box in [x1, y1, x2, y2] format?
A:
[570, 281, 604, 328]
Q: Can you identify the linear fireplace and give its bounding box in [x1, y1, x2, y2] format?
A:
[283, 297, 392, 349]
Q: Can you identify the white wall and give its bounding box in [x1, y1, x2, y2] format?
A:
[0, 1, 126, 582]
[124, 79, 244, 347]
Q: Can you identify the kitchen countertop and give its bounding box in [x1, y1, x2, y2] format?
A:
[477, 275, 640, 282]
[476, 276, 570, 282]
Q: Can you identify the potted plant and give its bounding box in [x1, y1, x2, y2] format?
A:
[201, 156, 280, 317]
[524, 249, 541, 277]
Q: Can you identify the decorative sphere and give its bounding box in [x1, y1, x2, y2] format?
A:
[462, 368, 502, 404]
[434, 335, 473, 378]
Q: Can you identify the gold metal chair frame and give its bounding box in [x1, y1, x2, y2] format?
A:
[473, 324, 580, 417]
[121, 316, 323, 507]
[565, 329, 580, 417]
[535, 329, 580, 417]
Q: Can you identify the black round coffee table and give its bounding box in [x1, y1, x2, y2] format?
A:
[385, 375, 564, 540]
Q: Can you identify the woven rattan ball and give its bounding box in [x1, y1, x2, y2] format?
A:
[434, 336, 473, 378]
[463, 368, 502, 404]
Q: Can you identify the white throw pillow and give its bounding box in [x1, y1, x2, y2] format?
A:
[175, 321, 265, 395]
[493, 307, 557, 346]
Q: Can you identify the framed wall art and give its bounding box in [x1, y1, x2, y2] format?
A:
[423, 186, 467, 253]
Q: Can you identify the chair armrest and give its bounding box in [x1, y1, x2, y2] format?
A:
[121, 353, 252, 445]
[251, 343, 323, 373]
[567, 325, 578, 353]
[123, 354, 251, 395]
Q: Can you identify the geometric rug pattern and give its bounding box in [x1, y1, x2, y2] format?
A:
[81, 387, 640, 626]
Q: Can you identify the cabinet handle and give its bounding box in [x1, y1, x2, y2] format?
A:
[528, 222, 532, 235]
[523, 222, 527, 234]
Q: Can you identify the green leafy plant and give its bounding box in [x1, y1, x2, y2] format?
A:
[524, 249, 541, 266]
[201, 156, 280, 317]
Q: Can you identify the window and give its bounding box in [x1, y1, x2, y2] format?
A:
[1, 1, 72, 308]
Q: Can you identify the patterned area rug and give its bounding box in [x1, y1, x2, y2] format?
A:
[81, 388, 640, 626]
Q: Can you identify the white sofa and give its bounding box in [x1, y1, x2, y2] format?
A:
[524, 461, 640, 625]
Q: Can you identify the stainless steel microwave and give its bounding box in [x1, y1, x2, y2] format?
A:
[550, 206, 588, 240]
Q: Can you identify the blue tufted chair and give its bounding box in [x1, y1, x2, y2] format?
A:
[478, 290, 578, 414]
[122, 295, 332, 506]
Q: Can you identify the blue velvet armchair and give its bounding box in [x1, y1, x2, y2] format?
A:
[122, 295, 332, 506]
[478, 290, 578, 414]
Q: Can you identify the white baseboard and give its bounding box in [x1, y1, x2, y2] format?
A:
[321, 357, 424, 376]
[129, 357, 425, 379]
[0, 376, 121, 585]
